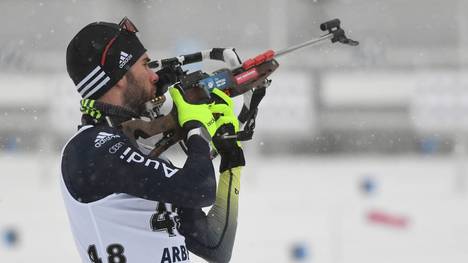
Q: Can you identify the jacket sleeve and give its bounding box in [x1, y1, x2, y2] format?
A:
[61, 127, 216, 208]
[177, 167, 242, 263]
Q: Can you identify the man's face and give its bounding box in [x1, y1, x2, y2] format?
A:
[122, 53, 159, 114]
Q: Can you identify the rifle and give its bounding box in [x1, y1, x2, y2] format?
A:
[120, 19, 359, 158]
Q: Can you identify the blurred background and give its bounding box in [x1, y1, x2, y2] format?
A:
[1, 0, 468, 262]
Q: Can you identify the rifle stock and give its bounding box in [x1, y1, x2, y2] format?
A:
[120, 109, 183, 158]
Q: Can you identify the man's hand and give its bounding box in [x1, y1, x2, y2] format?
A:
[169, 85, 217, 140]
[209, 88, 245, 172]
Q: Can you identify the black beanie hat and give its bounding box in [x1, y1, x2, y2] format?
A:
[66, 17, 147, 99]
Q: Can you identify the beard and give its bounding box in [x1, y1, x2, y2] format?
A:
[122, 72, 154, 115]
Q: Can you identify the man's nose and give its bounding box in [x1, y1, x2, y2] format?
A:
[150, 70, 159, 84]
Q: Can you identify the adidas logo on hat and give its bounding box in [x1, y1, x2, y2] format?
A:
[119, 51, 133, 69]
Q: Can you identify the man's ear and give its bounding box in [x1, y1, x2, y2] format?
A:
[115, 75, 128, 92]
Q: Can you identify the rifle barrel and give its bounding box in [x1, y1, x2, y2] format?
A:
[274, 33, 333, 58]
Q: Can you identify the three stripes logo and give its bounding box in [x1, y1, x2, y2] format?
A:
[76, 66, 110, 99]
[76, 51, 133, 98]
[119, 51, 133, 69]
[94, 132, 120, 148]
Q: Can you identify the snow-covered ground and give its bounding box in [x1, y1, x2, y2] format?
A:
[1, 153, 467, 263]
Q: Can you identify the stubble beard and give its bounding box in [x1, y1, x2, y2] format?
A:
[122, 72, 154, 115]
